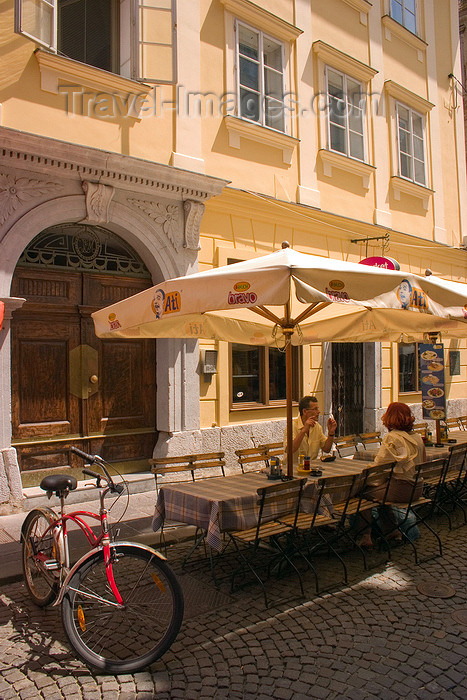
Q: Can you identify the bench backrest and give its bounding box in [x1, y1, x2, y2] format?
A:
[150, 451, 226, 488]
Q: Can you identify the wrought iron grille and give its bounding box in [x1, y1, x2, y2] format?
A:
[17, 223, 151, 278]
[332, 343, 364, 436]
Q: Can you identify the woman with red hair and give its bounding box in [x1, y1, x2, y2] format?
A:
[359, 402, 426, 548]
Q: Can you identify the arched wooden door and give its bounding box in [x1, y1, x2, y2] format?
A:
[10, 224, 156, 486]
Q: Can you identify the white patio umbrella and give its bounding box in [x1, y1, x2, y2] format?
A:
[92, 244, 467, 476]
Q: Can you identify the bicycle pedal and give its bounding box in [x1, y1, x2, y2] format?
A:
[42, 559, 61, 570]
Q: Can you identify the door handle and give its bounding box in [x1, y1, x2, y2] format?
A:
[89, 375, 98, 384]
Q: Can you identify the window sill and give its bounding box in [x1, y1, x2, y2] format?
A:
[224, 115, 299, 164]
[382, 15, 427, 62]
[391, 176, 434, 210]
[35, 49, 152, 117]
[341, 0, 372, 26]
[319, 149, 375, 190]
[220, 0, 302, 42]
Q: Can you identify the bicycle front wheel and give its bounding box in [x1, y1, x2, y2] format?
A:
[61, 543, 184, 674]
[22, 507, 62, 607]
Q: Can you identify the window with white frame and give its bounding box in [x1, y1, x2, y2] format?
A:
[326, 67, 365, 161]
[15, 0, 176, 83]
[236, 21, 286, 133]
[396, 102, 426, 186]
[390, 0, 417, 34]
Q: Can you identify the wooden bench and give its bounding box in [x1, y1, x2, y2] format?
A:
[358, 431, 382, 449]
[235, 442, 285, 474]
[235, 446, 270, 474]
[412, 422, 428, 438]
[334, 434, 359, 458]
[150, 451, 226, 490]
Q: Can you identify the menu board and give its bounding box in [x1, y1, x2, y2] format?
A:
[419, 343, 446, 420]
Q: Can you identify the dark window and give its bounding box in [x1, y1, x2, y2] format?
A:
[399, 342, 420, 392]
[231, 343, 300, 407]
[58, 0, 119, 73]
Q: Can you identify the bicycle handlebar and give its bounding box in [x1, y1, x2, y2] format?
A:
[71, 447, 124, 494]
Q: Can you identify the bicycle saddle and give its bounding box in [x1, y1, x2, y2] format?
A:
[40, 475, 78, 494]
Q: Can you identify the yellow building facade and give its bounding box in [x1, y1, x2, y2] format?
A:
[0, 0, 466, 503]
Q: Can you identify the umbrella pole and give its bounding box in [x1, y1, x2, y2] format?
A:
[285, 329, 293, 478]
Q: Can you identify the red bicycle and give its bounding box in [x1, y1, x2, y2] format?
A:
[21, 446, 184, 673]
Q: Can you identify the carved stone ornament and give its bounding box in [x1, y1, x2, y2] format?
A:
[80, 181, 115, 224]
[0, 172, 61, 226]
[127, 198, 181, 251]
[183, 200, 205, 251]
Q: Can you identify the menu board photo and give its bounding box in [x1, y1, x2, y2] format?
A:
[419, 343, 446, 420]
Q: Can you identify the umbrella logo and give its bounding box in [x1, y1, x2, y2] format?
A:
[397, 279, 428, 310]
[152, 289, 181, 318]
[228, 289, 258, 305]
[108, 312, 121, 330]
[234, 281, 250, 292]
[325, 280, 350, 302]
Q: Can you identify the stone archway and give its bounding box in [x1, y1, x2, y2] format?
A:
[11, 223, 157, 486]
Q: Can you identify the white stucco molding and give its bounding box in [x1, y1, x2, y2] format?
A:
[319, 149, 376, 190]
[382, 15, 427, 62]
[35, 49, 152, 119]
[384, 80, 434, 114]
[80, 181, 115, 224]
[390, 176, 434, 211]
[341, 0, 372, 26]
[224, 115, 299, 164]
[220, 0, 303, 42]
[312, 41, 378, 83]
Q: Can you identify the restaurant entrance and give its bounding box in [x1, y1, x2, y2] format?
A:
[332, 343, 364, 436]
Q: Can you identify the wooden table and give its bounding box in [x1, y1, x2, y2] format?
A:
[152, 459, 371, 551]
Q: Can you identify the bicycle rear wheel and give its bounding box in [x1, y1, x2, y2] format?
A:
[21, 508, 62, 607]
[61, 543, 184, 674]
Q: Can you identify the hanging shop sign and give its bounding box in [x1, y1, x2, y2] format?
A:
[419, 343, 446, 420]
[359, 256, 400, 270]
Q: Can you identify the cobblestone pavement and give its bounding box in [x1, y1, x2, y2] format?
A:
[1, 517, 467, 700]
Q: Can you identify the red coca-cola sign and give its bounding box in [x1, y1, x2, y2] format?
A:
[359, 256, 400, 270]
[0, 301, 4, 331]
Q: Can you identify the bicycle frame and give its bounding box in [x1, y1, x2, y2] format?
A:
[36, 484, 126, 607]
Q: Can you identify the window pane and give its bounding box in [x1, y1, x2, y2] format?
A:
[22, 0, 54, 46]
[232, 344, 260, 403]
[349, 106, 363, 135]
[330, 124, 346, 154]
[399, 343, 418, 392]
[238, 25, 258, 60]
[400, 152, 411, 178]
[269, 348, 286, 400]
[399, 128, 410, 155]
[412, 114, 423, 138]
[264, 67, 282, 99]
[265, 97, 285, 131]
[240, 88, 260, 121]
[414, 159, 425, 185]
[405, 10, 416, 33]
[391, 0, 403, 25]
[263, 37, 282, 71]
[239, 56, 259, 90]
[397, 105, 409, 129]
[349, 132, 364, 160]
[329, 96, 346, 126]
[413, 135, 424, 160]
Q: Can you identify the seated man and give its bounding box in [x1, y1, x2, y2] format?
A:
[284, 395, 337, 467]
